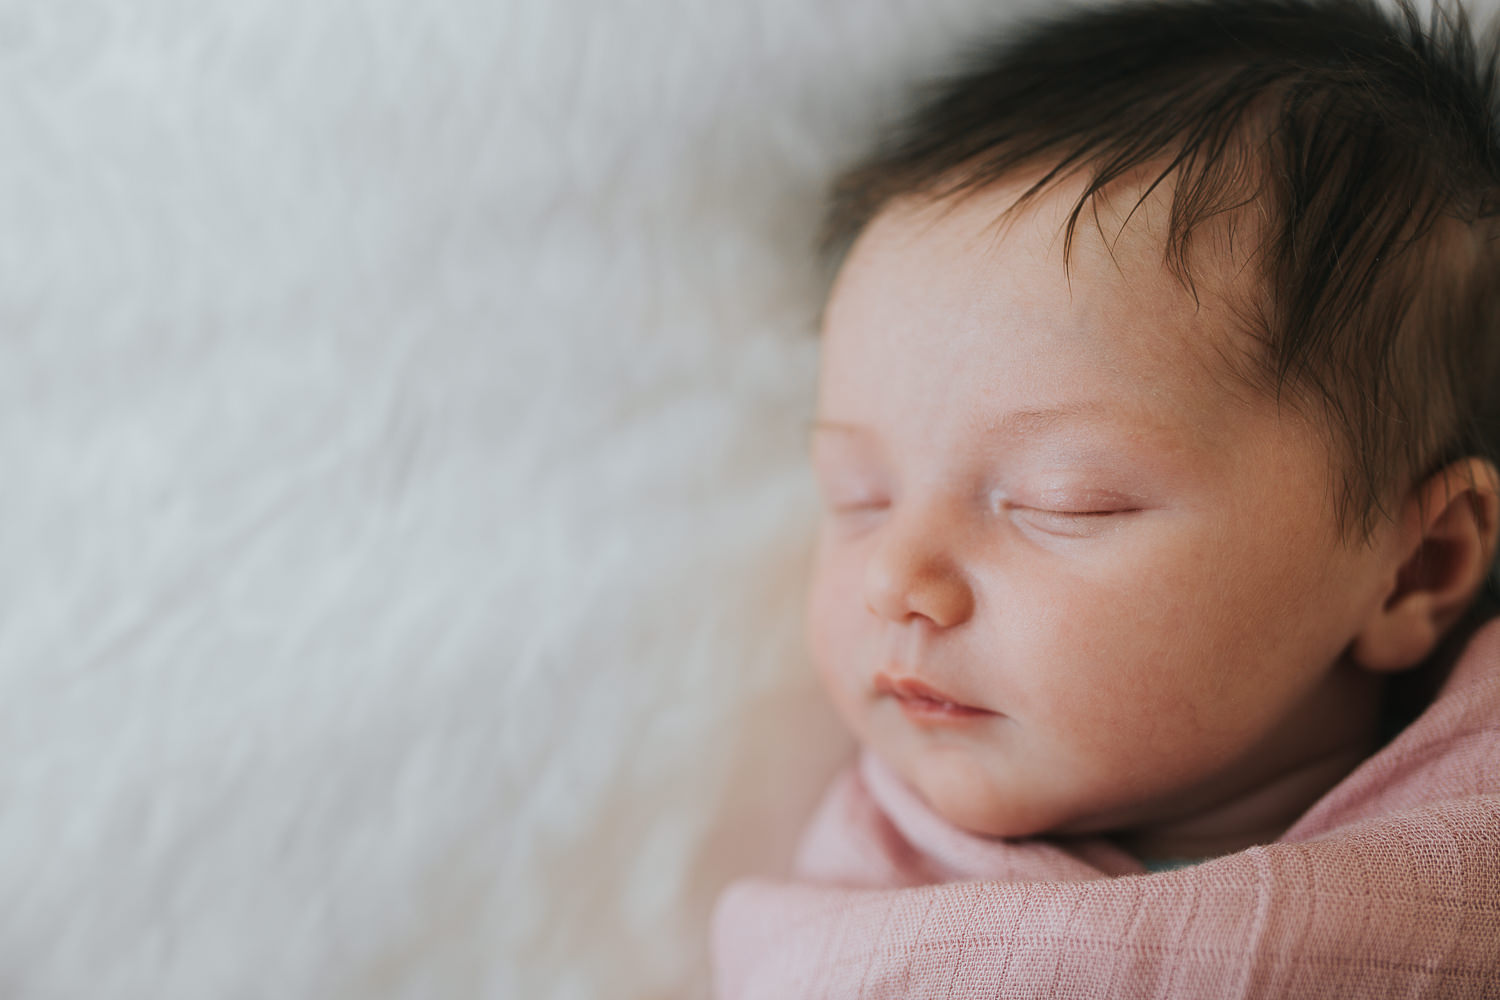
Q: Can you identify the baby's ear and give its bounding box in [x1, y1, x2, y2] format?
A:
[1351, 458, 1500, 674]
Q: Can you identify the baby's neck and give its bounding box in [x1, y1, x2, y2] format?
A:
[1113, 660, 1386, 863]
[1114, 740, 1377, 861]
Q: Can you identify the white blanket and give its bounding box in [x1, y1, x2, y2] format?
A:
[0, 0, 1063, 996]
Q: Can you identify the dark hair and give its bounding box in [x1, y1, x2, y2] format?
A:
[825, 0, 1500, 536]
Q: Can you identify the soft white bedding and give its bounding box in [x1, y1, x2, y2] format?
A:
[1, 0, 1041, 996]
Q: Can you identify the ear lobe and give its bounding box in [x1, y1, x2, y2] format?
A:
[1351, 458, 1500, 674]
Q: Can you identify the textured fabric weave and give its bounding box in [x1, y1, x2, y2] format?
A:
[713, 620, 1500, 998]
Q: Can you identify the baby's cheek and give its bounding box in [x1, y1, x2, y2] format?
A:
[1008, 579, 1210, 742]
[805, 556, 870, 729]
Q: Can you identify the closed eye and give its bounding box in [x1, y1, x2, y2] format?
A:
[1008, 505, 1142, 538]
[829, 498, 889, 515]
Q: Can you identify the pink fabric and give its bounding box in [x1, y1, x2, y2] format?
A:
[713, 620, 1500, 998]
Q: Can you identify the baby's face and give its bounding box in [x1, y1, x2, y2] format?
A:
[808, 180, 1405, 850]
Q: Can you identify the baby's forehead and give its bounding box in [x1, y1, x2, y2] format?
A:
[817, 183, 1306, 477]
[830, 176, 1267, 392]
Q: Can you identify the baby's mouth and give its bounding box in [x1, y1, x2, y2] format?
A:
[873, 673, 997, 722]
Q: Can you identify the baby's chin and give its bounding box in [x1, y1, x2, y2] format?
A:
[902, 754, 1067, 840]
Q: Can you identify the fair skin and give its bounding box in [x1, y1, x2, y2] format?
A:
[808, 177, 1499, 860]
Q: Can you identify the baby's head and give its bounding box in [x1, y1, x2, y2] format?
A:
[807, 0, 1500, 858]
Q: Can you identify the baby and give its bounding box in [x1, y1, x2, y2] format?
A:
[715, 0, 1500, 996]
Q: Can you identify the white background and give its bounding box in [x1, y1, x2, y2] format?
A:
[0, 0, 1030, 996]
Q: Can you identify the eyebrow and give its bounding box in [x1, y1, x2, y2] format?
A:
[811, 405, 1110, 439]
[809, 419, 865, 435]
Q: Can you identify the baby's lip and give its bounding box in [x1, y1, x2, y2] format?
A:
[873, 672, 995, 715]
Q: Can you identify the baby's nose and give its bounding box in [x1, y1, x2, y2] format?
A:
[862, 511, 975, 628]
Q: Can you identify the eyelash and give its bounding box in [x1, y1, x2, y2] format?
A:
[828, 498, 889, 516]
[825, 499, 1135, 522]
[1008, 504, 1141, 538]
[817, 475, 1142, 538]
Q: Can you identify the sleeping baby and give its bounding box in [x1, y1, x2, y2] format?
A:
[713, 0, 1500, 995]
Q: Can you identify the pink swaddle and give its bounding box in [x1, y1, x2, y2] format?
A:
[713, 620, 1500, 998]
